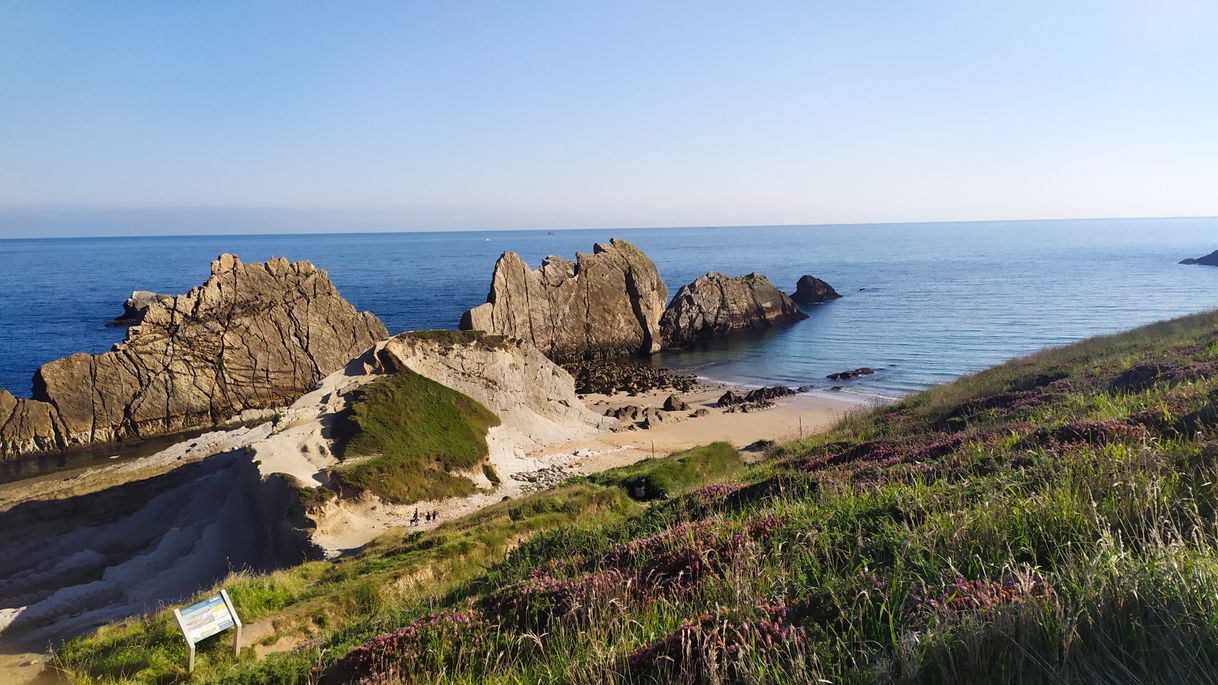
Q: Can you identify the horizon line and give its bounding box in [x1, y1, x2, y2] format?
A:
[1, 213, 1215, 242]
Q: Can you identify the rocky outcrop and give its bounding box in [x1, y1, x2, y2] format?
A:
[1, 254, 387, 460]
[563, 360, 696, 396]
[459, 239, 668, 362]
[791, 275, 841, 305]
[1180, 250, 1218, 266]
[374, 331, 610, 450]
[107, 290, 174, 327]
[660, 272, 807, 347]
[827, 367, 874, 381]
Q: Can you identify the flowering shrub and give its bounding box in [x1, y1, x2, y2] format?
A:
[1049, 419, 1148, 446]
[481, 568, 629, 630]
[323, 607, 490, 684]
[910, 574, 1050, 621]
[625, 603, 807, 679]
[686, 481, 746, 506]
[602, 516, 784, 587]
[792, 433, 963, 474]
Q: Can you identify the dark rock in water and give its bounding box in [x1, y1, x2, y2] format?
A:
[791, 275, 841, 305]
[660, 272, 806, 347]
[827, 368, 875, 381]
[459, 239, 668, 362]
[829, 386, 844, 391]
[663, 394, 688, 411]
[0, 254, 387, 460]
[106, 290, 173, 327]
[719, 386, 795, 408]
[1180, 250, 1218, 266]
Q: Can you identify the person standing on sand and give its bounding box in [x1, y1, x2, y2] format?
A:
[411, 509, 419, 526]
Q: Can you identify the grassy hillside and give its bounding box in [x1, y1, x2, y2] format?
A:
[53, 310, 1218, 683]
[333, 368, 501, 503]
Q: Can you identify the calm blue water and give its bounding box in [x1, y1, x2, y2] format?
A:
[2, 218, 1217, 399]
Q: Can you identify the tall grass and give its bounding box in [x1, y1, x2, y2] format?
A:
[52, 309, 1218, 684]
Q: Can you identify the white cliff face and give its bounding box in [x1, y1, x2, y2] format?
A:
[379, 332, 612, 451]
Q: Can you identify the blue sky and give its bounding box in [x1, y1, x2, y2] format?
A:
[2, 1, 1217, 237]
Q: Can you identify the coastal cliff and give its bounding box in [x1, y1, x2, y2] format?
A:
[0, 254, 387, 459]
[660, 272, 807, 346]
[458, 239, 668, 361]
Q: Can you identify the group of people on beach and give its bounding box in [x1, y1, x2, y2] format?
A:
[410, 508, 438, 526]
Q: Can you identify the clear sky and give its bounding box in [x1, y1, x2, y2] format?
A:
[2, 1, 1217, 237]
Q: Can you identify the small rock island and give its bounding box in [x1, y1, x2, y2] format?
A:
[791, 274, 841, 305]
[1180, 250, 1218, 266]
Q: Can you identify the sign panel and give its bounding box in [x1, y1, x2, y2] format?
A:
[172, 589, 242, 671]
[178, 593, 236, 645]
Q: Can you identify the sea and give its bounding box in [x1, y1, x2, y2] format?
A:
[2, 218, 1217, 401]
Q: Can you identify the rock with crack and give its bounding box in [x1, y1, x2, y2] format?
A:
[0, 254, 387, 460]
[660, 272, 807, 347]
[107, 290, 175, 327]
[458, 239, 668, 362]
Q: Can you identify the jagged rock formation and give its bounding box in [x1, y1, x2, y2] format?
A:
[791, 275, 841, 305]
[1180, 250, 1218, 266]
[107, 290, 173, 327]
[660, 272, 807, 347]
[0, 254, 387, 460]
[459, 239, 668, 362]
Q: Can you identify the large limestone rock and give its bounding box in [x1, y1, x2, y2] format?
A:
[660, 272, 807, 347]
[0, 254, 387, 460]
[459, 239, 668, 361]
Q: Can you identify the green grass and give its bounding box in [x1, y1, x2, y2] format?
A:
[332, 368, 501, 503]
[586, 441, 743, 499]
[50, 309, 1218, 684]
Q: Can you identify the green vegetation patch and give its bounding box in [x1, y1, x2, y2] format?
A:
[333, 368, 501, 504]
[587, 441, 743, 499]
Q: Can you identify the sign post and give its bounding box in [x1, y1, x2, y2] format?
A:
[172, 589, 242, 672]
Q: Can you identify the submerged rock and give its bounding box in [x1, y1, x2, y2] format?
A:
[827, 368, 875, 381]
[459, 239, 668, 362]
[1180, 250, 1218, 266]
[660, 272, 806, 347]
[791, 275, 841, 305]
[0, 254, 387, 460]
